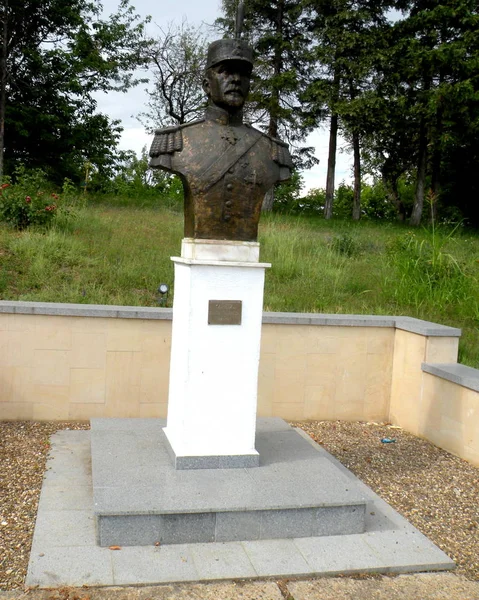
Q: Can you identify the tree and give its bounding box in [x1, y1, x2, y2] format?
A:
[0, 0, 151, 183]
[0, 0, 10, 180]
[140, 21, 208, 130]
[304, 0, 393, 220]
[218, 0, 318, 212]
[360, 0, 479, 225]
[404, 0, 479, 225]
[227, 0, 319, 158]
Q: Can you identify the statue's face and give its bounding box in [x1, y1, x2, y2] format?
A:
[203, 60, 251, 111]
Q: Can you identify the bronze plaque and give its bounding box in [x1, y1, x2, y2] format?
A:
[208, 300, 242, 325]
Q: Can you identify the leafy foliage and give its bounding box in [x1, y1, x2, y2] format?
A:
[0, 0, 151, 184]
[330, 232, 360, 257]
[86, 148, 185, 212]
[273, 180, 403, 220]
[0, 166, 61, 229]
[360, 0, 479, 225]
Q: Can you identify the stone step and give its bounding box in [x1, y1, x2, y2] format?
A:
[91, 418, 367, 547]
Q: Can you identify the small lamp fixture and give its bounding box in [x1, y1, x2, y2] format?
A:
[157, 283, 169, 306]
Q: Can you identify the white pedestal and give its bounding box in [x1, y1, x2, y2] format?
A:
[163, 238, 270, 469]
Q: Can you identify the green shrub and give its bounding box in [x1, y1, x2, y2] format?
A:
[272, 172, 307, 214]
[297, 187, 326, 215]
[361, 181, 398, 220]
[330, 232, 360, 257]
[0, 166, 60, 230]
[332, 182, 354, 218]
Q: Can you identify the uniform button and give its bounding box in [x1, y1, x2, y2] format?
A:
[226, 183, 233, 191]
[225, 200, 232, 207]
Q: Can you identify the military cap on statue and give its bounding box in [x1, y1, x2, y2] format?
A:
[206, 39, 253, 70]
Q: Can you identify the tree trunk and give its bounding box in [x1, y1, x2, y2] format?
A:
[267, 0, 283, 141]
[325, 68, 340, 220]
[262, 0, 283, 213]
[352, 130, 361, 220]
[430, 114, 442, 225]
[410, 118, 427, 226]
[0, 0, 8, 180]
[430, 156, 440, 225]
[429, 50, 445, 225]
[262, 187, 274, 212]
[382, 173, 405, 221]
[324, 112, 338, 219]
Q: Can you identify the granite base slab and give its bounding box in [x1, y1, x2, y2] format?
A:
[26, 422, 455, 588]
[90, 418, 367, 547]
[161, 427, 260, 469]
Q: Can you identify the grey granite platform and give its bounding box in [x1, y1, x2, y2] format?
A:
[26, 421, 454, 588]
[91, 418, 366, 546]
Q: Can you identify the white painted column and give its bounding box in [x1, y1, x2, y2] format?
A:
[163, 238, 270, 469]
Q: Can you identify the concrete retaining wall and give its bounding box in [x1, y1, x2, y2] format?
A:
[1, 301, 478, 466]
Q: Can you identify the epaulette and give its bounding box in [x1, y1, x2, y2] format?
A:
[270, 137, 294, 169]
[149, 120, 204, 157]
[149, 126, 183, 157]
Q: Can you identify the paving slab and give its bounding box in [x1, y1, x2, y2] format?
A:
[242, 538, 312, 577]
[27, 546, 114, 588]
[32, 509, 95, 547]
[189, 542, 258, 580]
[110, 545, 198, 585]
[26, 424, 454, 588]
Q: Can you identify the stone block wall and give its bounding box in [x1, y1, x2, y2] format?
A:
[0, 308, 171, 420]
[1, 301, 478, 467]
[258, 324, 394, 422]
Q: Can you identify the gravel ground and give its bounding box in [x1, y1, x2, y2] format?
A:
[295, 421, 479, 581]
[0, 422, 90, 590]
[0, 419, 478, 592]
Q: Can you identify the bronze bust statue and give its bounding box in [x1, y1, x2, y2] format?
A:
[149, 37, 292, 242]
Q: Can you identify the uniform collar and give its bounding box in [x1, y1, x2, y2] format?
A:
[205, 104, 244, 126]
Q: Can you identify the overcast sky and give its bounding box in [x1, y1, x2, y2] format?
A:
[96, 0, 353, 191]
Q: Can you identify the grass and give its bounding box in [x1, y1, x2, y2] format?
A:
[1, 201, 479, 367]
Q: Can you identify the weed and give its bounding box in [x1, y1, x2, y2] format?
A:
[386, 223, 470, 311]
[330, 232, 360, 257]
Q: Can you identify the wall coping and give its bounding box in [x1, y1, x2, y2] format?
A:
[0, 301, 173, 321]
[422, 362, 479, 393]
[263, 312, 461, 336]
[0, 300, 461, 337]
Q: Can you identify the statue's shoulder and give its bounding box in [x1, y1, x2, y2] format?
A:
[251, 127, 293, 169]
[244, 126, 293, 182]
[270, 137, 294, 169]
[149, 119, 205, 158]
